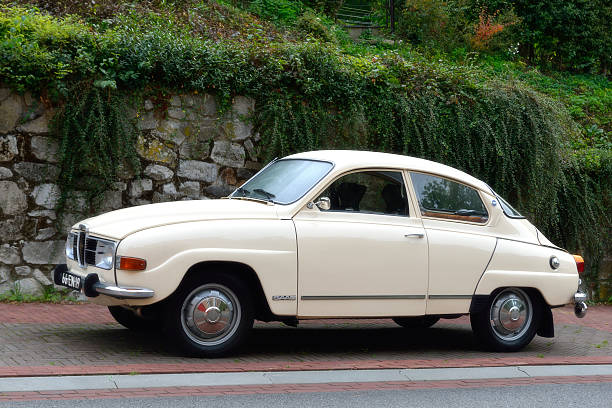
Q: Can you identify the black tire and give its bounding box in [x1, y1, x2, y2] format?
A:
[470, 288, 542, 352]
[162, 273, 254, 357]
[393, 316, 440, 329]
[108, 306, 156, 331]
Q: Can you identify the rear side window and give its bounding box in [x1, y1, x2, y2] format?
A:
[411, 173, 488, 224]
[497, 195, 524, 218]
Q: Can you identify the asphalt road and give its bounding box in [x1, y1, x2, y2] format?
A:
[2, 383, 611, 408]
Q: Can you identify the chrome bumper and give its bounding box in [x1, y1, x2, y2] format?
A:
[92, 281, 155, 299]
[574, 291, 587, 318]
[53, 264, 154, 300]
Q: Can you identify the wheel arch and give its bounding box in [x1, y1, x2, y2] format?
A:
[174, 261, 276, 322]
[470, 286, 554, 338]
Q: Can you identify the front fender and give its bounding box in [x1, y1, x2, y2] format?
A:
[112, 219, 297, 315]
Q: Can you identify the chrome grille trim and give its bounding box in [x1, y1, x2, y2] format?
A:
[77, 225, 88, 268]
[69, 225, 116, 270]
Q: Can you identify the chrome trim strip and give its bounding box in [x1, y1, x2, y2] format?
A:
[574, 292, 587, 303]
[428, 295, 473, 299]
[76, 224, 88, 268]
[301, 295, 425, 300]
[93, 282, 154, 299]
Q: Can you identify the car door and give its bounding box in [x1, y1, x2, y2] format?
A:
[408, 172, 497, 315]
[293, 169, 428, 318]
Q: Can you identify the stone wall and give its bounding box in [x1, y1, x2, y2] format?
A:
[0, 88, 261, 297]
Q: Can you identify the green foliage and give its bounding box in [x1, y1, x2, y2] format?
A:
[393, 0, 464, 48]
[505, 0, 611, 72]
[248, 0, 304, 25]
[479, 58, 612, 165]
[303, 0, 345, 17]
[0, 6, 93, 92]
[556, 151, 611, 278]
[53, 83, 139, 213]
[386, 0, 611, 73]
[0, 283, 79, 303]
[296, 10, 346, 43]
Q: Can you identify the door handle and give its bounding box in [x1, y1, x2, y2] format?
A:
[404, 233, 425, 238]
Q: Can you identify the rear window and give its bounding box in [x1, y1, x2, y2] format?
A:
[411, 172, 488, 224]
[497, 195, 524, 218]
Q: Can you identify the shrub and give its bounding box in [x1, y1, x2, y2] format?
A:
[303, 1, 345, 18]
[296, 11, 337, 43]
[248, 0, 304, 25]
[469, 0, 611, 72]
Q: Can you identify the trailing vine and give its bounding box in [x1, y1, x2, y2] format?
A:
[52, 82, 139, 216]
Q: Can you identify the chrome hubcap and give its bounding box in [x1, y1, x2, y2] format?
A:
[490, 288, 532, 341]
[181, 284, 241, 346]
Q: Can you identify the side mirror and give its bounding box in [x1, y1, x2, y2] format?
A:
[307, 196, 331, 211]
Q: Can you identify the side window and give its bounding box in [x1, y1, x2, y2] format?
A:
[410, 172, 488, 224]
[318, 171, 409, 216]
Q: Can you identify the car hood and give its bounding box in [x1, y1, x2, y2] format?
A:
[74, 199, 280, 240]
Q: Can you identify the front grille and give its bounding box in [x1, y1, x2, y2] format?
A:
[84, 238, 97, 265]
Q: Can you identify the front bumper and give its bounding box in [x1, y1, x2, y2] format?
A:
[53, 264, 154, 300]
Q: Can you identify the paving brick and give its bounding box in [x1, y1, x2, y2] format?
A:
[0, 303, 609, 378]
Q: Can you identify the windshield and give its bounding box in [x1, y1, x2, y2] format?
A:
[230, 159, 333, 204]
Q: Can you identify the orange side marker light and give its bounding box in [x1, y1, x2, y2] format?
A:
[117, 257, 147, 271]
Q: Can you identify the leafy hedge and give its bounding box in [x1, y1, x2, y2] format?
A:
[0, 5, 609, 293]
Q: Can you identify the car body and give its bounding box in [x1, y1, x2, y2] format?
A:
[54, 150, 587, 356]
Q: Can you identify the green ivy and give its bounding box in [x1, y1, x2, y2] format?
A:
[52, 82, 139, 214]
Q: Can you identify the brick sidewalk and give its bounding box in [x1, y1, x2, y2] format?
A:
[0, 303, 609, 377]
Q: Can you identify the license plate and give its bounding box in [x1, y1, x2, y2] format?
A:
[60, 271, 82, 291]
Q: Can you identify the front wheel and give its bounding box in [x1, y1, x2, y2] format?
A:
[470, 288, 541, 352]
[162, 274, 253, 357]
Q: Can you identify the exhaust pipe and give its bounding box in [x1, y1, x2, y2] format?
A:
[574, 301, 587, 318]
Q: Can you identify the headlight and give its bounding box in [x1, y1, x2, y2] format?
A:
[65, 232, 76, 260]
[94, 239, 116, 270]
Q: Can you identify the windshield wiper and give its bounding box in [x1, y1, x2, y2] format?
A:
[228, 187, 273, 205]
[233, 186, 250, 197]
[253, 188, 276, 201]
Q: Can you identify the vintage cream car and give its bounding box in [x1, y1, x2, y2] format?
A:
[53, 150, 587, 356]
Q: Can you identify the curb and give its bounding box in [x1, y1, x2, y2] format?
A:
[2, 356, 612, 378]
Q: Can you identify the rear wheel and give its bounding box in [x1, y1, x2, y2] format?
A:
[470, 288, 541, 352]
[162, 273, 253, 357]
[393, 316, 440, 329]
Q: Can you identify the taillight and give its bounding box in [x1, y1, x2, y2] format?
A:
[116, 256, 147, 271]
[573, 255, 584, 274]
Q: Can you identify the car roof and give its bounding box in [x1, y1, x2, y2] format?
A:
[285, 150, 491, 192]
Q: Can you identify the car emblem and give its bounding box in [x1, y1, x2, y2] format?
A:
[272, 295, 296, 301]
